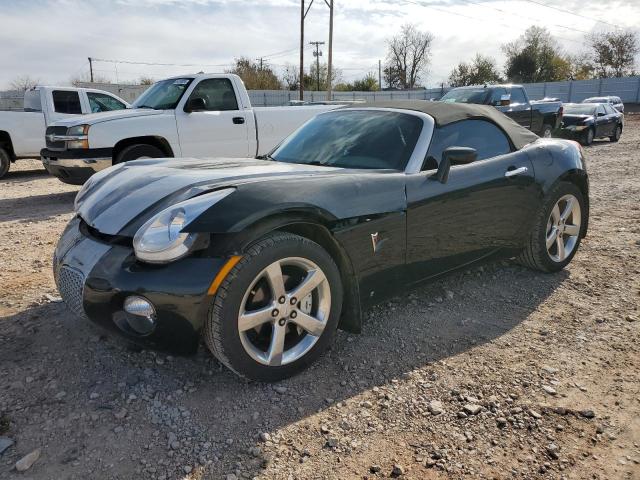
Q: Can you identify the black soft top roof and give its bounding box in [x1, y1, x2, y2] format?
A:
[343, 100, 540, 150]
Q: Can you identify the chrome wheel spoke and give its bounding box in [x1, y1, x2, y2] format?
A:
[238, 304, 274, 332]
[265, 261, 286, 300]
[290, 311, 325, 336]
[288, 269, 326, 301]
[546, 227, 558, 249]
[564, 224, 580, 236]
[266, 324, 286, 366]
[551, 204, 561, 224]
[556, 235, 566, 261]
[560, 198, 575, 222]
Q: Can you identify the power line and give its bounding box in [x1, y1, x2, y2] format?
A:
[519, 0, 622, 30]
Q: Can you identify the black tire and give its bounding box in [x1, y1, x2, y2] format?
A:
[610, 124, 622, 142]
[517, 181, 585, 273]
[540, 124, 553, 138]
[581, 127, 594, 146]
[0, 147, 10, 178]
[115, 144, 165, 164]
[204, 232, 343, 382]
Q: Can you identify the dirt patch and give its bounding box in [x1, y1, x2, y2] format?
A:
[0, 122, 638, 480]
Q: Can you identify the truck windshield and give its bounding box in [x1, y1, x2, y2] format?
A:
[132, 78, 193, 110]
[270, 110, 423, 170]
[440, 88, 489, 104]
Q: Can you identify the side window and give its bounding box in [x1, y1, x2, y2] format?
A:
[596, 105, 606, 116]
[510, 88, 527, 105]
[188, 79, 238, 111]
[424, 119, 512, 170]
[603, 104, 615, 115]
[87, 92, 127, 112]
[488, 88, 507, 106]
[52, 90, 82, 114]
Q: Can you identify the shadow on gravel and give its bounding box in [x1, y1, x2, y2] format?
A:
[2, 167, 49, 181]
[0, 261, 568, 478]
[0, 191, 76, 222]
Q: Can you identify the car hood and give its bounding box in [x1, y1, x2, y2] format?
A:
[76, 158, 344, 236]
[562, 114, 593, 126]
[49, 108, 165, 128]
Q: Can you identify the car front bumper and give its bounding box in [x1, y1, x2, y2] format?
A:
[41, 148, 113, 185]
[53, 217, 226, 354]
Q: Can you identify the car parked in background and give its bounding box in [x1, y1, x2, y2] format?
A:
[54, 101, 588, 381]
[582, 96, 624, 113]
[0, 86, 129, 178]
[439, 84, 563, 138]
[557, 103, 623, 145]
[41, 74, 341, 185]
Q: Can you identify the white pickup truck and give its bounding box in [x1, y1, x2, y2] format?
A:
[41, 74, 341, 184]
[0, 86, 129, 177]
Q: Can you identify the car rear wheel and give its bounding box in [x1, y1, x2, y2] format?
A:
[115, 144, 165, 164]
[0, 147, 10, 178]
[581, 128, 594, 146]
[610, 125, 622, 142]
[517, 182, 585, 273]
[204, 232, 343, 382]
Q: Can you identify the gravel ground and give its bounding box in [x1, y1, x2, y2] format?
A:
[0, 120, 638, 480]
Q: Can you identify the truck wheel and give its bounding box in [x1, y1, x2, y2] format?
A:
[0, 148, 10, 178]
[581, 128, 594, 146]
[115, 144, 165, 164]
[204, 232, 343, 382]
[540, 124, 553, 138]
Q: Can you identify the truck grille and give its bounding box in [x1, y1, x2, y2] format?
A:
[45, 126, 68, 150]
[56, 265, 87, 319]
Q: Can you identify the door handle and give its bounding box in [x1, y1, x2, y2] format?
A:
[232, 117, 245, 124]
[505, 166, 528, 177]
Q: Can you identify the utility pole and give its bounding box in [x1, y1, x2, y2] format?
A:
[325, 0, 333, 101]
[300, 0, 315, 101]
[378, 59, 382, 90]
[256, 57, 264, 70]
[310, 41, 324, 91]
[88, 57, 94, 83]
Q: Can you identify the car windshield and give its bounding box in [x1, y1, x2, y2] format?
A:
[131, 78, 193, 110]
[270, 110, 423, 170]
[583, 98, 607, 104]
[565, 104, 597, 115]
[440, 88, 488, 104]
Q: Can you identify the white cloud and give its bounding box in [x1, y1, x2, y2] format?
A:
[0, 0, 638, 89]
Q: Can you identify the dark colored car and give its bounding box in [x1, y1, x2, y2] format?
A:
[582, 96, 624, 113]
[54, 102, 589, 381]
[440, 84, 563, 138]
[557, 103, 623, 145]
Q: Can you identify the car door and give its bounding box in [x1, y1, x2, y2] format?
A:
[497, 87, 532, 129]
[176, 78, 250, 157]
[594, 104, 611, 136]
[603, 104, 619, 134]
[405, 119, 539, 282]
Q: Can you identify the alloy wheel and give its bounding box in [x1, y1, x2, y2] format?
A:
[546, 194, 581, 263]
[237, 257, 331, 366]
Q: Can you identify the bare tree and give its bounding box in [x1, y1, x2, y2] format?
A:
[384, 24, 434, 89]
[139, 76, 155, 85]
[9, 75, 40, 92]
[70, 72, 111, 86]
[281, 63, 300, 91]
[588, 30, 638, 77]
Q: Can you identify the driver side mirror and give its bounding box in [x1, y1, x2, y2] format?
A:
[597, 111, 605, 117]
[434, 147, 477, 184]
[499, 94, 511, 106]
[184, 97, 206, 113]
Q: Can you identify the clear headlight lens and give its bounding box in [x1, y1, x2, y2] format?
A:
[67, 124, 89, 149]
[133, 188, 235, 264]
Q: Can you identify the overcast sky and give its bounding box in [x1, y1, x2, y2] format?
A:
[1, 0, 639, 89]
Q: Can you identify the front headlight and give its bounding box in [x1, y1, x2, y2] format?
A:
[133, 188, 235, 264]
[67, 124, 89, 149]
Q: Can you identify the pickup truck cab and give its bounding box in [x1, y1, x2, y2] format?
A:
[440, 84, 563, 138]
[41, 74, 341, 184]
[0, 86, 129, 178]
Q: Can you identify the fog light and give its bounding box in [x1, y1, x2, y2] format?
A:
[120, 296, 156, 335]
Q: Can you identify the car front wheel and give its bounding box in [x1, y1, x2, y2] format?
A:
[518, 182, 585, 273]
[204, 232, 343, 381]
[0, 147, 10, 178]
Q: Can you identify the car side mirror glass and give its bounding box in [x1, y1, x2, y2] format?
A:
[433, 147, 478, 184]
[500, 94, 511, 106]
[185, 97, 206, 113]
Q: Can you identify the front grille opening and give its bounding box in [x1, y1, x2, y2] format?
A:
[79, 218, 133, 247]
[56, 266, 86, 319]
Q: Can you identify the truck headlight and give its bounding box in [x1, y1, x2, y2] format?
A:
[67, 124, 89, 149]
[133, 188, 234, 264]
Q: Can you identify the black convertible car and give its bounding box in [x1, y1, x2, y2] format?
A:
[54, 102, 589, 381]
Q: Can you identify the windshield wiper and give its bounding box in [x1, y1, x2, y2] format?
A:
[135, 105, 156, 109]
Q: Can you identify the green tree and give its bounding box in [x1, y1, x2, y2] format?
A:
[304, 63, 342, 91]
[352, 73, 380, 91]
[588, 30, 638, 77]
[385, 24, 434, 89]
[502, 26, 570, 82]
[228, 57, 281, 90]
[448, 54, 502, 87]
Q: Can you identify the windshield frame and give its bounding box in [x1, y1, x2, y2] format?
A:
[269, 108, 434, 174]
[131, 77, 194, 110]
